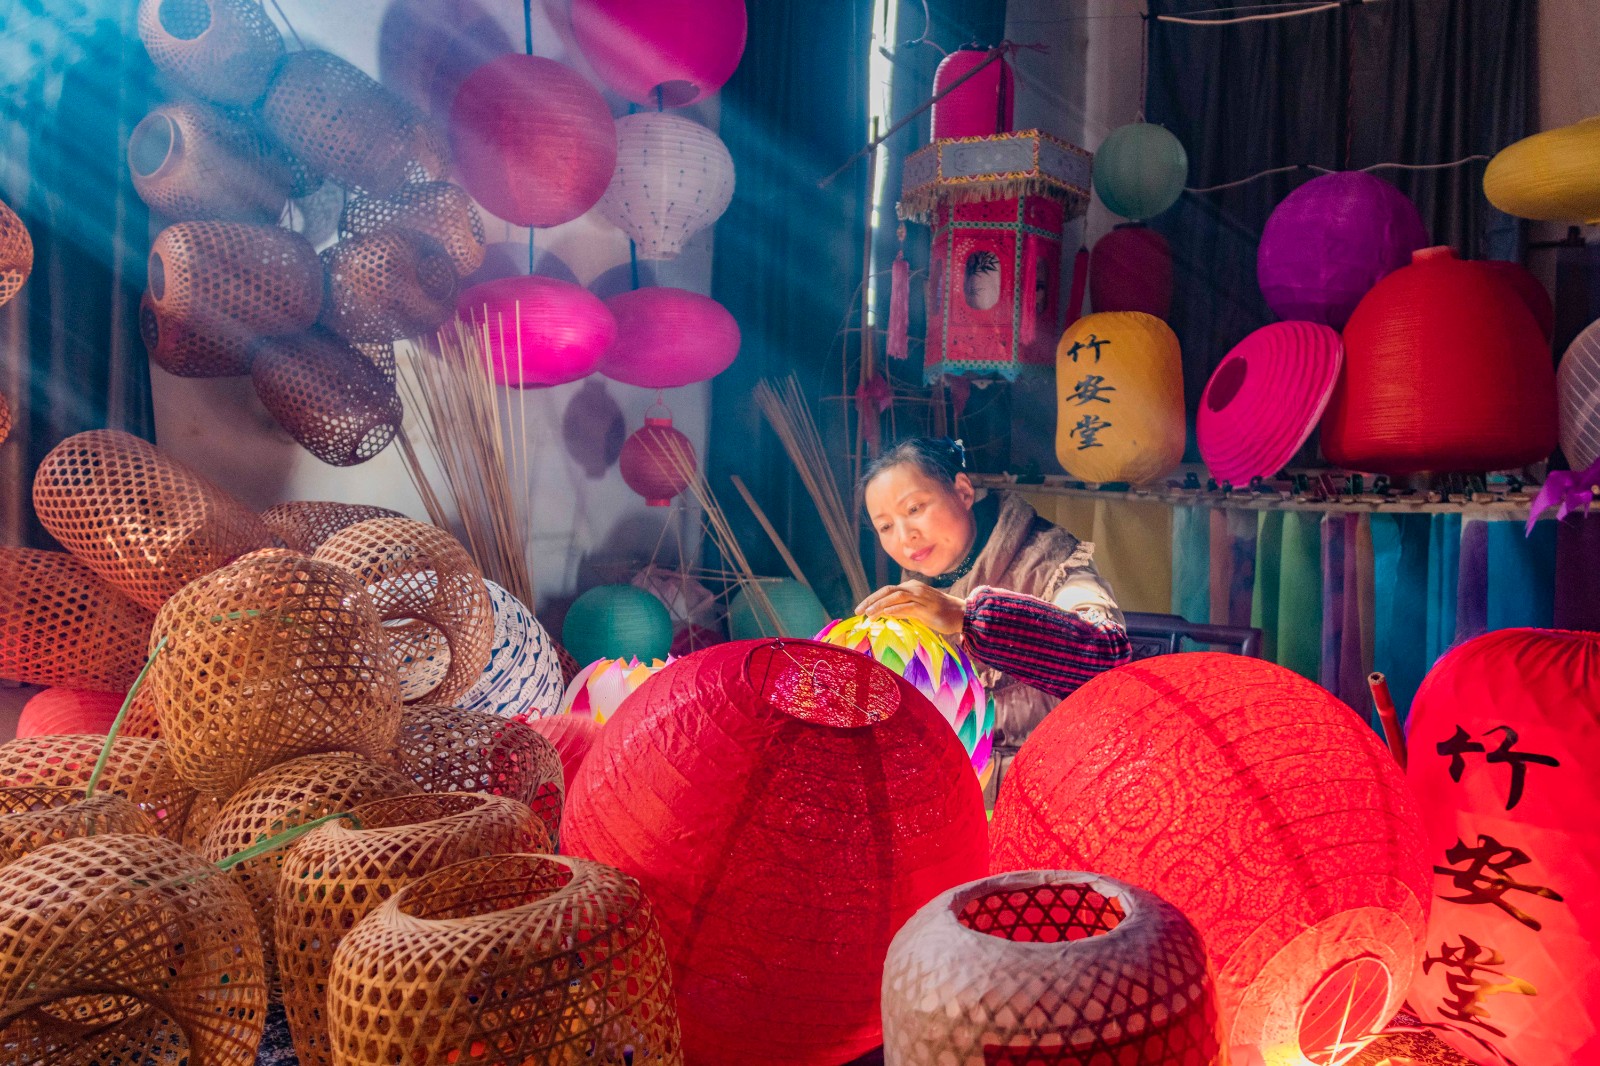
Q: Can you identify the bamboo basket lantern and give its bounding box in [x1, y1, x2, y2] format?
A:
[340, 180, 486, 277]
[0, 547, 154, 692]
[0, 196, 32, 308]
[259, 500, 406, 553]
[275, 792, 547, 1066]
[261, 50, 416, 197]
[327, 853, 684, 1065]
[320, 229, 458, 344]
[252, 329, 405, 467]
[148, 219, 323, 339]
[136, 0, 283, 105]
[0, 735, 206, 843]
[128, 100, 292, 222]
[0, 391, 9, 446]
[0, 788, 157, 870]
[141, 289, 255, 377]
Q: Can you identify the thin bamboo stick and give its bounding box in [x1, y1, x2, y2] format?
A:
[730, 476, 812, 592]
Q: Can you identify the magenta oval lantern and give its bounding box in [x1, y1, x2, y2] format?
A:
[930, 45, 1014, 141]
[459, 276, 616, 388]
[598, 287, 740, 388]
[569, 0, 747, 108]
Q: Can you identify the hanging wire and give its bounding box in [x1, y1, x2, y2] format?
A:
[1185, 154, 1493, 194]
[1156, 1, 1341, 25]
[265, 0, 305, 50]
[524, 0, 536, 273]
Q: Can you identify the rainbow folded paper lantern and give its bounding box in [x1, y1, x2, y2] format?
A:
[557, 656, 674, 726]
[815, 616, 994, 785]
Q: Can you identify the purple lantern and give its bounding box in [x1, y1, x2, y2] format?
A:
[1256, 172, 1428, 329]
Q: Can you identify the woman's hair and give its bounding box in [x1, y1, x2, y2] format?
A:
[859, 437, 968, 492]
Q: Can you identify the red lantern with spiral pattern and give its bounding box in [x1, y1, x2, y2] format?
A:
[619, 414, 694, 507]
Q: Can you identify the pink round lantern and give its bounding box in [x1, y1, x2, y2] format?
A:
[16, 688, 125, 738]
[569, 0, 747, 108]
[931, 45, 1015, 141]
[1089, 223, 1173, 317]
[618, 415, 694, 506]
[449, 54, 617, 228]
[1257, 172, 1429, 329]
[459, 275, 616, 388]
[599, 287, 740, 388]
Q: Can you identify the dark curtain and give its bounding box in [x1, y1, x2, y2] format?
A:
[1146, 0, 1533, 454]
[0, 3, 155, 546]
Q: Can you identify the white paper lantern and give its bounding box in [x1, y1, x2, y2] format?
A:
[599, 112, 734, 260]
[453, 580, 565, 719]
[1559, 317, 1600, 471]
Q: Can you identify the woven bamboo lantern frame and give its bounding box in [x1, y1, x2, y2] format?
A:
[31, 430, 277, 610]
[148, 219, 322, 341]
[261, 50, 416, 197]
[199, 753, 416, 993]
[327, 853, 684, 1066]
[148, 551, 405, 796]
[455, 579, 568, 720]
[0, 391, 10, 446]
[340, 181, 486, 277]
[129, 101, 292, 222]
[253, 330, 405, 467]
[0, 547, 154, 691]
[0, 196, 32, 308]
[0, 788, 157, 870]
[275, 791, 547, 1066]
[136, 0, 283, 105]
[259, 500, 406, 554]
[0, 833, 266, 1066]
[319, 229, 458, 343]
[393, 704, 563, 841]
[141, 289, 255, 377]
[314, 518, 493, 705]
[0, 735, 205, 842]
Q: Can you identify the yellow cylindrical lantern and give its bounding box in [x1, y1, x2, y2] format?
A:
[1484, 116, 1600, 223]
[1055, 311, 1184, 484]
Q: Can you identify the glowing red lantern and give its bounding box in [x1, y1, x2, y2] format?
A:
[1322, 247, 1557, 475]
[458, 275, 616, 388]
[599, 287, 740, 387]
[931, 45, 1014, 141]
[1089, 222, 1173, 318]
[16, 688, 124, 738]
[1406, 628, 1600, 1066]
[449, 54, 617, 228]
[569, 0, 747, 108]
[562, 640, 989, 1065]
[990, 653, 1430, 1065]
[618, 415, 693, 507]
[523, 713, 603, 792]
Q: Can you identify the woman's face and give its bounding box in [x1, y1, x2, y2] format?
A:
[864, 463, 977, 576]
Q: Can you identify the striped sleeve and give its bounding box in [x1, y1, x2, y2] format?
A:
[961, 585, 1132, 700]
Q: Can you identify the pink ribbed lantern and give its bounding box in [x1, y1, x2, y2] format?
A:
[598, 287, 740, 388]
[459, 276, 616, 388]
[931, 46, 1014, 141]
[449, 55, 617, 228]
[16, 688, 124, 739]
[569, 0, 747, 108]
[619, 415, 694, 507]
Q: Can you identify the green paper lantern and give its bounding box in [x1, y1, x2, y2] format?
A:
[1092, 123, 1188, 222]
[727, 580, 831, 641]
[561, 584, 673, 665]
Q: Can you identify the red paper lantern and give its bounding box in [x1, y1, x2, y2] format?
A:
[459, 275, 616, 388]
[1406, 628, 1600, 1066]
[1322, 246, 1557, 475]
[990, 654, 1430, 1065]
[449, 54, 617, 228]
[16, 688, 125, 739]
[931, 45, 1014, 141]
[1480, 259, 1555, 342]
[618, 415, 694, 507]
[1089, 222, 1173, 317]
[562, 640, 989, 1065]
[569, 0, 747, 108]
[523, 712, 603, 792]
[599, 287, 740, 387]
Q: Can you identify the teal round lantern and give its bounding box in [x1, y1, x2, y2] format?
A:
[1092, 123, 1188, 221]
[561, 584, 673, 665]
[727, 579, 831, 641]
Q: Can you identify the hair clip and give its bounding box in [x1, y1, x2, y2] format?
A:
[949, 438, 967, 470]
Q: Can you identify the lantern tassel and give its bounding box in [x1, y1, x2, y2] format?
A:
[1366, 672, 1407, 770]
[887, 252, 910, 361]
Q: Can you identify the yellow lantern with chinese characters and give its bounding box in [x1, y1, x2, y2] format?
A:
[1054, 311, 1185, 485]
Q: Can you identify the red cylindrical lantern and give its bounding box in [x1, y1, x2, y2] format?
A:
[1089, 222, 1173, 317]
[618, 415, 694, 507]
[562, 640, 989, 1065]
[1406, 628, 1600, 1066]
[459, 275, 616, 388]
[1322, 246, 1557, 475]
[931, 45, 1014, 141]
[16, 688, 125, 739]
[599, 287, 740, 388]
[449, 54, 617, 228]
[990, 654, 1431, 1065]
[568, 0, 748, 108]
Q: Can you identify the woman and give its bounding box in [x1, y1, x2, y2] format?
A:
[857, 437, 1131, 788]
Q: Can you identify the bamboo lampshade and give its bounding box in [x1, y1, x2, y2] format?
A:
[259, 500, 407, 553]
[320, 229, 458, 344]
[275, 792, 548, 1066]
[148, 219, 324, 337]
[0, 833, 266, 1066]
[128, 101, 292, 222]
[454, 580, 568, 720]
[261, 50, 416, 197]
[0, 391, 9, 446]
[252, 329, 405, 467]
[0, 547, 154, 692]
[31, 429, 277, 611]
[141, 290, 254, 377]
[392, 703, 564, 842]
[0, 735, 207, 843]
[0, 788, 157, 871]
[314, 518, 493, 705]
[0, 195, 33, 308]
[340, 181, 486, 277]
[148, 551, 405, 796]
[327, 853, 684, 1065]
[135, 0, 283, 106]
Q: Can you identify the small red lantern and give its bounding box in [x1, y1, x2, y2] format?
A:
[16, 688, 125, 738]
[562, 640, 989, 1065]
[458, 275, 616, 388]
[930, 45, 1014, 141]
[1089, 222, 1173, 318]
[599, 287, 740, 388]
[618, 414, 693, 507]
[1406, 628, 1600, 1066]
[569, 0, 747, 108]
[449, 54, 617, 228]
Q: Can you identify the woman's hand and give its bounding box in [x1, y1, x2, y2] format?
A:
[855, 581, 966, 636]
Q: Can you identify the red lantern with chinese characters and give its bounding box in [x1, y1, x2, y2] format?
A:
[618, 414, 693, 506]
[1406, 628, 1600, 1066]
